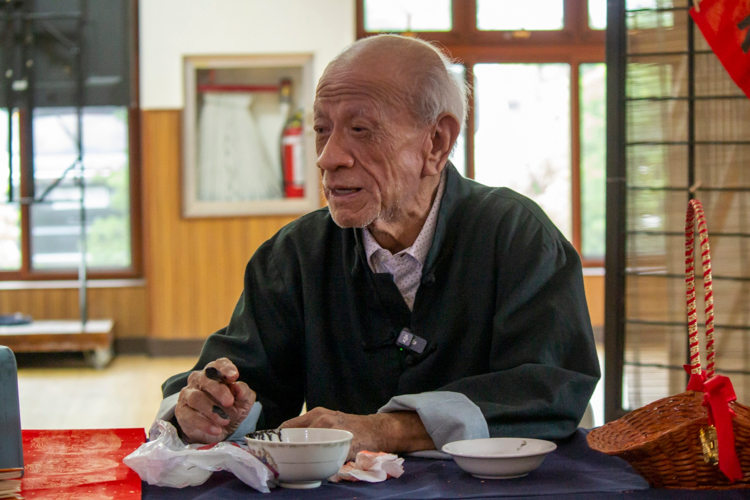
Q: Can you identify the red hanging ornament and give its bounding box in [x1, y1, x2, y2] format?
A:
[690, 0, 750, 98]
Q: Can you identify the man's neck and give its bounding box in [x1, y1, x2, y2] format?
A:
[367, 174, 442, 253]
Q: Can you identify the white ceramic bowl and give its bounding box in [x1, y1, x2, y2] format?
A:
[442, 437, 557, 479]
[245, 428, 353, 489]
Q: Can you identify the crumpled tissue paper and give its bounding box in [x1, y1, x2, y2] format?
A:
[123, 420, 273, 492]
[329, 451, 404, 482]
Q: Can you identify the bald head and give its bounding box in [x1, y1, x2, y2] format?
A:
[319, 35, 467, 132]
[314, 35, 463, 237]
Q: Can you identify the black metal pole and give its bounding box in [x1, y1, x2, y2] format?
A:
[19, 0, 34, 202]
[685, 10, 697, 383]
[2, 2, 13, 203]
[687, 14, 695, 199]
[5, 110, 10, 202]
[76, 0, 87, 327]
[604, 0, 629, 423]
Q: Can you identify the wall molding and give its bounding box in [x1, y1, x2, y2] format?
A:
[114, 337, 149, 355]
[115, 337, 204, 357]
[148, 338, 205, 357]
[0, 279, 146, 290]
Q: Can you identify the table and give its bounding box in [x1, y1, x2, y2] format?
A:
[20, 428, 143, 499]
[0, 319, 114, 368]
[142, 430, 750, 499]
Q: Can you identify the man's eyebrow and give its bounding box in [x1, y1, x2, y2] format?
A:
[312, 102, 382, 124]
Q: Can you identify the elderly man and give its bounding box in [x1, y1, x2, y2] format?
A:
[158, 35, 600, 459]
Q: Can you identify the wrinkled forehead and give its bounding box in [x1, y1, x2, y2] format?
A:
[314, 65, 412, 120]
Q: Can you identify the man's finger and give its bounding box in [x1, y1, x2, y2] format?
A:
[197, 375, 235, 408]
[179, 404, 224, 441]
[230, 382, 256, 410]
[280, 408, 331, 429]
[186, 368, 234, 408]
[310, 414, 339, 428]
[205, 358, 240, 383]
[184, 388, 230, 426]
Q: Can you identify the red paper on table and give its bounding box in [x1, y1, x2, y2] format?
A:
[690, 0, 750, 98]
[20, 428, 145, 500]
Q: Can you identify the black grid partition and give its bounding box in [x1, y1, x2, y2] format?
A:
[605, 0, 750, 422]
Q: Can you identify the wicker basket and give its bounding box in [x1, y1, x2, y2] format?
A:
[587, 199, 750, 489]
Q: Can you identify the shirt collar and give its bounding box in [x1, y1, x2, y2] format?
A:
[361, 169, 447, 269]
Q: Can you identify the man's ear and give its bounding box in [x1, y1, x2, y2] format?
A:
[422, 112, 461, 177]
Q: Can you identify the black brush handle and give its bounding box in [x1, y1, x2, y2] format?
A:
[204, 367, 232, 419]
[212, 405, 229, 419]
[204, 366, 227, 383]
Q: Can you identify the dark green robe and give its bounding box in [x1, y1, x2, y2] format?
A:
[163, 164, 601, 440]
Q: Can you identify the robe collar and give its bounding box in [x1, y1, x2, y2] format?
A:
[351, 161, 465, 277]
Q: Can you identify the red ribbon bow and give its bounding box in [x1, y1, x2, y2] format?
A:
[684, 366, 743, 482]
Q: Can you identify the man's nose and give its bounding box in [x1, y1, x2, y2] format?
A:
[317, 131, 354, 171]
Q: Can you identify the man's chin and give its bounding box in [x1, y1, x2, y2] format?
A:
[329, 208, 378, 229]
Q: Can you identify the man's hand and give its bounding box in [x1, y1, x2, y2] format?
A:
[280, 407, 435, 461]
[175, 358, 256, 444]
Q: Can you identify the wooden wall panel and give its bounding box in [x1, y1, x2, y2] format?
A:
[141, 110, 297, 339]
[0, 287, 147, 338]
[584, 274, 605, 328]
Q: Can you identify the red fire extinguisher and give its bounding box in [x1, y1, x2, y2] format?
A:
[281, 110, 305, 198]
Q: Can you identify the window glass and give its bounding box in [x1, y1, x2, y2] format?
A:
[626, 0, 674, 29]
[589, 0, 607, 29]
[30, 107, 130, 270]
[624, 63, 673, 257]
[364, 0, 452, 32]
[449, 64, 467, 176]
[473, 63, 571, 239]
[580, 63, 607, 259]
[477, 0, 564, 31]
[627, 0, 675, 8]
[0, 109, 21, 271]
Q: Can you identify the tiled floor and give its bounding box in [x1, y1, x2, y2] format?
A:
[16, 354, 198, 431]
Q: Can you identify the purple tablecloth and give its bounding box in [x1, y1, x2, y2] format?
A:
[142, 429, 750, 499]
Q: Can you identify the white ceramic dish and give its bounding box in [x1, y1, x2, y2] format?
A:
[441, 437, 557, 479]
[245, 428, 352, 489]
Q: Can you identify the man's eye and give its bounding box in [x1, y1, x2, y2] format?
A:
[352, 127, 366, 133]
[314, 127, 328, 134]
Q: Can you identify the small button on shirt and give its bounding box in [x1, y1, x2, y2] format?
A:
[361, 172, 447, 310]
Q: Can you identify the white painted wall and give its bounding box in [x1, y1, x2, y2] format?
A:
[139, 0, 356, 109]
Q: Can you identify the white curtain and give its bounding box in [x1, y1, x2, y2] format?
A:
[197, 92, 283, 202]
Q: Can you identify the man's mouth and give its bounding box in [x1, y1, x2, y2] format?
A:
[330, 188, 361, 196]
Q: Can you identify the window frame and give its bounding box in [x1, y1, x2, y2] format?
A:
[0, 108, 143, 281]
[0, 0, 142, 281]
[357, 0, 606, 266]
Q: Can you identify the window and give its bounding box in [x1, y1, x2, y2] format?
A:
[31, 107, 132, 270]
[0, 109, 21, 270]
[0, 107, 140, 279]
[448, 64, 468, 177]
[580, 63, 606, 258]
[589, 0, 607, 29]
[474, 63, 572, 237]
[358, 0, 606, 264]
[477, 0, 565, 31]
[363, 0, 452, 32]
[1, 0, 139, 280]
